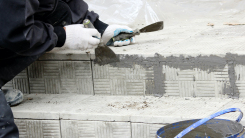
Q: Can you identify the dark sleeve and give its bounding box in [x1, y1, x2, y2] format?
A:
[93, 19, 108, 36]
[65, 0, 98, 23]
[63, 0, 108, 35]
[0, 0, 58, 56]
[53, 26, 66, 47]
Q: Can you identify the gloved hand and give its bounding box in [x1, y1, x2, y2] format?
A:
[63, 24, 101, 50]
[102, 25, 136, 47]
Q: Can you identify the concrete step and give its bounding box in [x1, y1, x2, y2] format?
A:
[12, 94, 245, 138]
[3, 24, 245, 98]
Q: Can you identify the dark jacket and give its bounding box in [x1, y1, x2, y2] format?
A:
[0, 0, 108, 59]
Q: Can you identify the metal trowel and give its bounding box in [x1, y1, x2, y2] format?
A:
[111, 21, 164, 42]
[83, 20, 164, 65]
[83, 19, 119, 65]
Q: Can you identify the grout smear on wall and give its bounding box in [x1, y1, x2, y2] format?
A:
[96, 53, 245, 98]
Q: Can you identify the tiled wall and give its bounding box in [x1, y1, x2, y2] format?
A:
[15, 119, 165, 138]
[2, 59, 242, 98]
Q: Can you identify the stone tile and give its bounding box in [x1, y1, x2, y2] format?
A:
[196, 81, 216, 97]
[132, 123, 165, 138]
[93, 63, 149, 96]
[61, 120, 131, 138]
[178, 81, 195, 97]
[2, 69, 29, 94]
[235, 65, 245, 81]
[28, 61, 93, 94]
[236, 81, 245, 98]
[145, 79, 155, 95]
[2, 80, 14, 90]
[164, 81, 179, 96]
[126, 80, 145, 95]
[39, 48, 91, 61]
[15, 119, 61, 138]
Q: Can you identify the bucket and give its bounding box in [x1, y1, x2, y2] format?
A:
[156, 108, 245, 138]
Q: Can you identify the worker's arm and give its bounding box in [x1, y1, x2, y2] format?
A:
[63, 0, 108, 35]
[0, 0, 60, 56]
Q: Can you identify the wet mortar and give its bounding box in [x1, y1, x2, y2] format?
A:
[94, 53, 245, 98]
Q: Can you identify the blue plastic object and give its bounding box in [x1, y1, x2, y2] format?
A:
[156, 108, 245, 138]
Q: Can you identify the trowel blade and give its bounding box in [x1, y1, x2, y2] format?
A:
[95, 45, 119, 65]
[139, 21, 164, 33]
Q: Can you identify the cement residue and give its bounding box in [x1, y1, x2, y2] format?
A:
[106, 96, 159, 110]
[105, 54, 165, 96]
[107, 100, 152, 110]
[95, 53, 245, 98]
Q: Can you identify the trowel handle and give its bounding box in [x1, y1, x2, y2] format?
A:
[83, 19, 102, 44]
[112, 29, 140, 42]
[83, 19, 95, 29]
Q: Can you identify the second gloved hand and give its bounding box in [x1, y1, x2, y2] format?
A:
[63, 24, 101, 50]
[102, 25, 136, 47]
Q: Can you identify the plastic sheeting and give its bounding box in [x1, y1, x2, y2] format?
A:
[86, 0, 162, 27]
[86, 0, 245, 27]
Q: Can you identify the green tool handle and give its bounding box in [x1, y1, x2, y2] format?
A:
[83, 19, 95, 29]
[112, 29, 140, 42]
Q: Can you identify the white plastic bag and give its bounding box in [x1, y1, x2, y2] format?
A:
[85, 0, 162, 28]
[85, 0, 245, 27]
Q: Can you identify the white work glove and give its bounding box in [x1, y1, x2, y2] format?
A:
[63, 24, 101, 50]
[102, 25, 136, 47]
